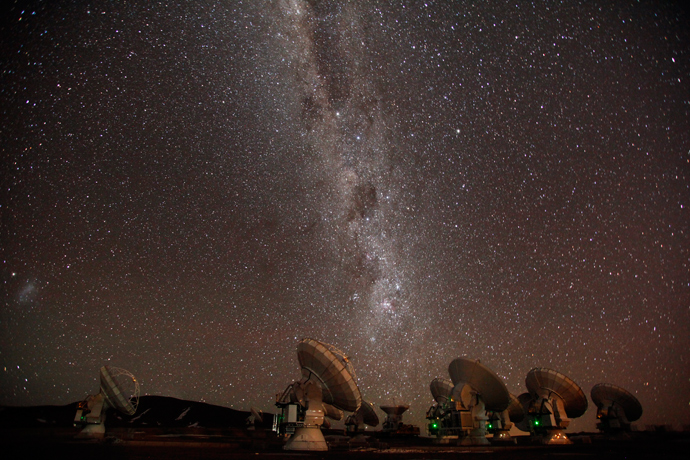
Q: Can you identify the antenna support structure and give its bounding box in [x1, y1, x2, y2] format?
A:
[274, 338, 361, 451]
[74, 366, 140, 438]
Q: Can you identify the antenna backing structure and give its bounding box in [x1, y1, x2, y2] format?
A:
[427, 358, 513, 445]
[430, 378, 454, 404]
[519, 368, 588, 444]
[275, 338, 362, 451]
[345, 400, 379, 433]
[591, 383, 642, 433]
[74, 366, 140, 438]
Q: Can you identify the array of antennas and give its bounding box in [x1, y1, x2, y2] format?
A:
[425, 358, 642, 446]
[69, 340, 643, 450]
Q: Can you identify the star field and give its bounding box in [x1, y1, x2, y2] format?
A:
[1, 1, 688, 432]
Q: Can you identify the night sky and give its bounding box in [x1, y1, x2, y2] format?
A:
[2, 1, 688, 433]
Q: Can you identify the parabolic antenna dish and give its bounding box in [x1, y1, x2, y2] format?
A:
[514, 392, 534, 432]
[451, 382, 473, 409]
[507, 393, 525, 423]
[380, 404, 409, 417]
[250, 407, 264, 423]
[100, 366, 139, 415]
[297, 338, 362, 412]
[322, 403, 343, 421]
[526, 368, 587, 418]
[430, 378, 454, 404]
[358, 400, 380, 427]
[591, 383, 642, 422]
[448, 358, 511, 412]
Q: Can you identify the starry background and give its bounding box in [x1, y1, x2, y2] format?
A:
[1, 1, 688, 433]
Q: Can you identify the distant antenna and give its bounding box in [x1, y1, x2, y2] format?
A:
[250, 406, 264, 424]
[506, 393, 526, 424]
[275, 338, 362, 451]
[515, 392, 535, 433]
[247, 406, 264, 430]
[74, 366, 140, 438]
[519, 368, 588, 444]
[380, 404, 409, 432]
[345, 400, 379, 433]
[591, 383, 642, 433]
[430, 378, 453, 404]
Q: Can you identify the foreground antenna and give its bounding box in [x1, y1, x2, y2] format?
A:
[74, 366, 140, 438]
[427, 358, 514, 445]
[274, 338, 362, 451]
[517, 368, 588, 444]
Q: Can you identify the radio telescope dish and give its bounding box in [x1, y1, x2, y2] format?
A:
[380, 404, 409, 417]
[591, 383, 642, 422]
[275, 338, 363, 451]
[297, 338, 361, 412]
[100, 366, 139, 415]
[448, 358, 511, 412]
[345, 400, 379, 433]
[322, 403, 343, 421]
[451, 382, 473, 409]
[380, 404, 412, 433]
[359, 400, 380, 427]
[514, 392, 534, 433]
[250, 407, 264, 423]
[591, 383, 642, 432]
[430, 378, 454, 404]
[520, 368, 587, 444]
[74, 366, 139, 438]
[485, 392, 525, 443]
[506, 393, 525, 423]
[526, 368, 588, 418]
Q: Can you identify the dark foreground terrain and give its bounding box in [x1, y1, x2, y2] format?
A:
[2, 397, 688, 459]
[2, 427, 689, 460]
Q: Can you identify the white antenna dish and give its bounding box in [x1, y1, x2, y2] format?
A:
[514, 392, 534, 433]
[380, 404, 409, 417]
[74, 366, 140, 438]
[448, 358, 511, 412]
[345, 400, 380, 433]
[591, 383, 642, 432]
[526, 368, 588, 418]
[358, 400, 380, 427]
[275, 338, 362, 451]
[322, 403, 343, 421]
[101, 366, 139, 415]
[445, 358, 511, 445]
[250, 406, 264, 423]
[485, 392, 526, 443]
[451, 382, 473, 409]
[380, 404, 410, 432]
[521, 368, 587, 444]
[506, 393, 525, 424]
[298, 338, 361, 412]
[430, 378, 454, 404]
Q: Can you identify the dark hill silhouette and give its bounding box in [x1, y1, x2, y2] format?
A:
[0, 396, 273, 430]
